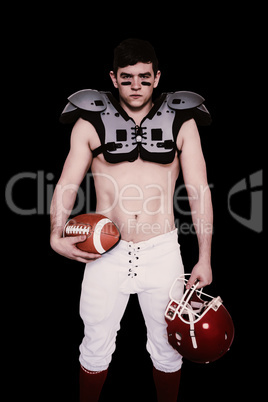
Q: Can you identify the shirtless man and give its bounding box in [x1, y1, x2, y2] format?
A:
[50, 39, 213, 401]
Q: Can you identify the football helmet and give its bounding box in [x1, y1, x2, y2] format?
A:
[165, 274, 234, 363]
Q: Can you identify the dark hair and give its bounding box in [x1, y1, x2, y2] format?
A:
[113, 38, 159, 76]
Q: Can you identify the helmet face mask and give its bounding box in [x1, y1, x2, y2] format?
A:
[165, 275, 235, 364]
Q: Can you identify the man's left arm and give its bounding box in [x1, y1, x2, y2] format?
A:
[177, 119, 213, 289]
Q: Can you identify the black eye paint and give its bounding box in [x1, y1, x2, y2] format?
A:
[120, 81, 151, 86]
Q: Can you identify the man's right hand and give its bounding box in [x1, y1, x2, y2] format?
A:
[50, 234, 102, 263]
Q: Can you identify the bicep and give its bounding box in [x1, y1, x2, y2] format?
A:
[178, 119, 208, 190]
[58, 118, 94, 187]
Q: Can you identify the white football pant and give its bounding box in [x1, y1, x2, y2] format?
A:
[79, 229, 184, 373]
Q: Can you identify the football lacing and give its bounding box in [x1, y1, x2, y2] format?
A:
[65, 225, 90, 235]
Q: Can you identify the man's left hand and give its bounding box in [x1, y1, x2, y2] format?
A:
[186, 261, 212, 289]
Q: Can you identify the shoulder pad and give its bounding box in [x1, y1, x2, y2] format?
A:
[67, 89, 107, 112]
[167, 91, 205, 110]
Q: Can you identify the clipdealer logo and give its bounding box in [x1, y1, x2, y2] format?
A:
[5, 169, 263, 233]
[227, 170, 263, 233]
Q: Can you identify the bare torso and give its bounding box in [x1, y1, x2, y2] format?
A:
[90, 128, 181, 242]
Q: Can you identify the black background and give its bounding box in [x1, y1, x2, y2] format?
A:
[5, 8, 263, 401]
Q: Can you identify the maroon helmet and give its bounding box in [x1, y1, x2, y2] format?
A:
[165, 275, 235, 364]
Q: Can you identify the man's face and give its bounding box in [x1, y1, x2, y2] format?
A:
[110, 62, 161, 110]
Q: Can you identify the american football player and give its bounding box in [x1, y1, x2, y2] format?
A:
[50, 38, 213, 401]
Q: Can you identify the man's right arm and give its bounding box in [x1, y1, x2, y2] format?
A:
[50, 118, 101, 263]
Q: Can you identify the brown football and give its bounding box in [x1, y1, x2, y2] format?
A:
[63, 213, 120, 254]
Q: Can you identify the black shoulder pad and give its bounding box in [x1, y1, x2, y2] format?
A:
[68, 89, 107, 112]
[167, 91, 204, 110]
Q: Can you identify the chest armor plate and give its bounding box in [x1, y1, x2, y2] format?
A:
[99, 93, 176, 164]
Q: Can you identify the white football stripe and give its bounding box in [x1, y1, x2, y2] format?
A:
[93, 218, 112, 254]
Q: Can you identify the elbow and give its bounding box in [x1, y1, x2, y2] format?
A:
[188, 183, 213, 213]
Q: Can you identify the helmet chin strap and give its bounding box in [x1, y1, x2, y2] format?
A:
[189, 310, 198, 349]
[178, 281, 199, 349]
[176, 279, 200, 317]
